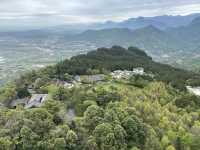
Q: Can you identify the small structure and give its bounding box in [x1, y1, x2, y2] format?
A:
[66, 108, 76, 123]
[0, 103, 5, 109]
[25, 94, 48, 109]
[64, 82, 74, 89]
[133, 67, 144, 75]
[82, 74, 106, 83]
[27, 85, 36, 94]
[111, 70, 133, 79]
[186, 86, 200, 96]
[74, 75, 81, 82]
[52, 79, 75, 89]
[111, 67, 147, 79]
[10, 98, 28, 108]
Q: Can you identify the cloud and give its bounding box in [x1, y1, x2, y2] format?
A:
[170, 3, 200, 15]
[0, 0, 200, 27]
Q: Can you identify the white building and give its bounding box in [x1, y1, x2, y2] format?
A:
[132, 68, 144, 75]
[74, 75, 81, 82]
[111, 67, 145, 79]
[64, 82, 74, 89]
[186, 86, 200, 96]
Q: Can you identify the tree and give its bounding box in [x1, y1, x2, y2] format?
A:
[54, 138, 66, 150]
[0, 84, 17, 105]
[83, 105, 104, 131]
[42, 99, 62, 114]
[166, 145, 176, 150]
[104, 109, 120, 124]
[144, 127, 161, 150]
[96, 89, 121, 107]
[122, 116, 146, 148]
[131, 147, 140, 150]
[0, 137, 13, 150]
[84, 136, 98, 150]
[93, 123, 114, 150]
[17, 87, 30, 99]
[64, 73, 73, 82]
[66, 130, 78, 149]
[20, 126, 39, 150]
[161, 136, 170, 149]
[113, 125, 127, 149]
[24, 108, 53, 136]
[50, 86, 69, 101]
[190, 136, 200, 150]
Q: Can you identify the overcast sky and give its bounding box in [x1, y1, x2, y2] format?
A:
[1, 0, 200, 29]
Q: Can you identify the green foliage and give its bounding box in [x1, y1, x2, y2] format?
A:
[175, 94, 200, 110]
[0, 84, 17, 105]
[49, 85, 69, 101]
[122, 116, 146, 148]
[0, 137, 13, 150]
[96, 89, 121, 107]
[190, 136, 200, 150]
[16, 87, 30, 99]
[83, 105, 104, 131]
[50, 46, 200, 91]
[63, 73, 74, 82]
[129, 75, 153, 88]
[15, 46, 200, 92]
[1, 79, 200, 149]
[1, 46, 200, 150]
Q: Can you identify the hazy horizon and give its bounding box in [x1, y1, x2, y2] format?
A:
[0, 0, 200, 31]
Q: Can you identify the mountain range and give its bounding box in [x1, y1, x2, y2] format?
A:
[3, 13, 200, 51]
[60, 16, 200, 68]
[0, 13, 200, 72]
[88, 13, 200, 30]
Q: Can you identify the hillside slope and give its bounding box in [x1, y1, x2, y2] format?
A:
[1, 46, 200, 149]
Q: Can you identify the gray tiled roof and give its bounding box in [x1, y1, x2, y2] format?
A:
[25, 94, 48, 109]
[10, 98, 28, 107]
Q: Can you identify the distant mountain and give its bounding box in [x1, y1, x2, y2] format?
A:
[87, 13, 200, 30]
[2, 14, 199, 57]
[65, 14, 200, 54]
[147, 13, 200, 27]
[167, 17, 200, 52]
[115, 17, 168, 30]
[191, 16, 200, 25]
[3, 13, 199, 33]
[66, 25, 182, 55]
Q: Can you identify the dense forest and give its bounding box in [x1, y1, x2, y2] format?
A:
[0, 46, 200, 150]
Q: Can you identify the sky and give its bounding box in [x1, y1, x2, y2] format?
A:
[1, 0, 200, 30]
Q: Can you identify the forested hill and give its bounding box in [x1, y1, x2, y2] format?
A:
[1, 46, 198, 93]
[1, 46, 200, 150]
[52, 46, 200, 90]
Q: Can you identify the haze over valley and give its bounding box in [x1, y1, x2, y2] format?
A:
[1, 13, 200, 84]
[0, 35, 97, 83]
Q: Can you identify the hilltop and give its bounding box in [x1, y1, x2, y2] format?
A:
[0, 46, 200, 106]
[48, 46, 200, 89]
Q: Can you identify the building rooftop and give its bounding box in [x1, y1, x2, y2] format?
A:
[10, 98, 28, 108]
[186, 86, 200, 96]
[25, 94, 48, 109]
[83, 74, 106, 83]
